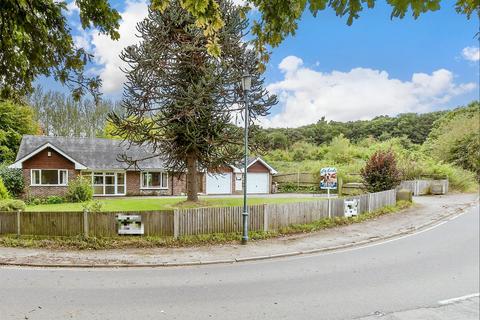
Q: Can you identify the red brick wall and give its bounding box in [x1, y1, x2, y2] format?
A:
[124, 171, 206, 196]
[126, 171, 170, 196]
[23, 169, 78, 198]
[20, 146, 208, 197]
[22, 148, 77, 198]
[172, 173, 187, 196]
[171, 173, 206, 196]
[126, 171, 141, 195]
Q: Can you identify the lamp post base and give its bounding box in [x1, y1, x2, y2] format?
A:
[241, 210, 248, 245]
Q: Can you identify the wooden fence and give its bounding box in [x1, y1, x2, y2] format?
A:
[175, 205, 264, 236]
[0, 190, 397, 238]
[273, 172, 317, 187]
[266, 201, 329, 230]
[87, 211, 174, 237]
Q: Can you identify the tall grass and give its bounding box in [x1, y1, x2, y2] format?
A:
[264, 137, 478, 192]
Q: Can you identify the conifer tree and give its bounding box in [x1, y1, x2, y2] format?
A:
[110, 0, 277, 201]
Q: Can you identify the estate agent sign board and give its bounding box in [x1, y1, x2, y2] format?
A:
[320, 167, 337, 190]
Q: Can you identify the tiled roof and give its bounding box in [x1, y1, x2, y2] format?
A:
[16, 135, 166, 170]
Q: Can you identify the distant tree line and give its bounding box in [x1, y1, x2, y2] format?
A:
[29, 87, 122, 138]
[0, 87, 123, 164]
[254, 111, 447, 150]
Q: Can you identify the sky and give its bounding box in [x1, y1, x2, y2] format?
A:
[41, 0, 480, 128]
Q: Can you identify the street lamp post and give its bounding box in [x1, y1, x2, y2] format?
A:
[241, 73, 252, 245]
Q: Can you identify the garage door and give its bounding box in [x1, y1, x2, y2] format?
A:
[247, 173, 269, 194]
[206, 173, 232, 194]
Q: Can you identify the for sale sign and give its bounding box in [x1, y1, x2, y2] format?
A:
[320, 167, 337, 190]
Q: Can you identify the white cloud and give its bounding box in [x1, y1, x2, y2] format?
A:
[92, 0, 148, 93]
[462, 46, 480, 62]
[261, 55, 476, 127]
[66, 1, 80, 15]
[279, 56, 303, 73]
[74, 1, 148, 93]
[73, 33, 91, 51]
[232, 0, 248, 5]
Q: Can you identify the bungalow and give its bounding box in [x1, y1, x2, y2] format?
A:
[9, 135, 277, 197]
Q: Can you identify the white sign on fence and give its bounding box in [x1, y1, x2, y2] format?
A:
[320, 167, 337, 190]
[344, 199, 359, 217]
[116, 214, 144, 235]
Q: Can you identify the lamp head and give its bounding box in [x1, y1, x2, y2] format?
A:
[241, 73, 252, 91]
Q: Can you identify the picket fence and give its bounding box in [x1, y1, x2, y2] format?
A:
[0, 189, 396, 238]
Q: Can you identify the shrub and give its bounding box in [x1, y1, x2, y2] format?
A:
[66, 177, 93, 202]
[0, 166, 23, 198]
[26, 196, 65, 205]
[0, 199, 26, 211]
[82, 200, 103, 213]
[448, 132, 480, 178]
[0, 178, 10, 200]
[46, 196, 65, 204]
[31, 198, 43, 206]
[423, 102, 480, 174]
[361, 150, 401, 192]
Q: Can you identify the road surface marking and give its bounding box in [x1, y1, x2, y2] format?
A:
[438, 293, 479, 305]
[1, 203, 477, 271]
[286, 203, 477, 260]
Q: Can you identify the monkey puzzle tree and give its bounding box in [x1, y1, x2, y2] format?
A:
[110, 0, 277, 202]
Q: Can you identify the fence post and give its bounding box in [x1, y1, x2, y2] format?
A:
[263, 204, 269, 232]
[83, 209, 89, 238]
[368, 193, 372, 213]
[16, 210, 21, 236]
[297, 170, 300, 190]
[327, 188, 331, 218]
[173, 209, 179, 239]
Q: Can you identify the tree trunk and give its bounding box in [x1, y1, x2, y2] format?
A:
[186, 153, 199, 202]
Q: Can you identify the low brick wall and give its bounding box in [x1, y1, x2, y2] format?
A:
[23, 169, 78, 198]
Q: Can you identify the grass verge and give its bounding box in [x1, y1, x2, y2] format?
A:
[0, 201, 412, 250]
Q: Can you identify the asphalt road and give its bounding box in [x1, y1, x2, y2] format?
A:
[1, 203, 478, 320]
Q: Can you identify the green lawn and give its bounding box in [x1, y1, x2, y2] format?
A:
[26, 196, 321, 212]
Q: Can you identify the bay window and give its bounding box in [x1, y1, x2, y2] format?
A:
[31, 169, 68, 186]
[141, 171, 168, 189]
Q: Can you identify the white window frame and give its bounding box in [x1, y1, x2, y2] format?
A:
[140, 171, 168, 190]
[81, 171, 126, 196]
[30, 169, 68, 186]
